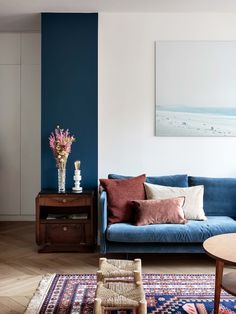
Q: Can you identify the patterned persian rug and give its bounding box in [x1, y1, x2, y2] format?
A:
[25, 273, 236, 314]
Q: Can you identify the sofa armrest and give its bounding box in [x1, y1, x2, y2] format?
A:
[99, 191, 108, 253]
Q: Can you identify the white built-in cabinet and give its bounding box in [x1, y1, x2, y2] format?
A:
[0, 33, 40, 219]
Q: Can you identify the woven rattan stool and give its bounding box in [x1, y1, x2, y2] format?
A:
[94, 281, 146, 314]
[97, 258, 142, 283]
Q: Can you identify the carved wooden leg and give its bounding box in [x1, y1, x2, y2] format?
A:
[214, 260, 224, 314]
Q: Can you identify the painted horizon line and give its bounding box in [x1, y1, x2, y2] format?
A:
[157, 105, 236, 116]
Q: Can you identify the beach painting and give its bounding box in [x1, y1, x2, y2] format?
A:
[155, 41, 236, 136]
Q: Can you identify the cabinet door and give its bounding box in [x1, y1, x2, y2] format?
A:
[0, 33, 20, 64]
[21, 65, 40, 215]
[20, 33, 41, 215]
[0, 65, 20, 215]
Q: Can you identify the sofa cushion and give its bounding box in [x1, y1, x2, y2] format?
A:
[106, 216, 236, 243]
[189, 176, 236, 217]
[144, 183, 206, 220]
[100, 174, 146, 224]
[132, 198, 186, 226]
[108, 174, 188, 187]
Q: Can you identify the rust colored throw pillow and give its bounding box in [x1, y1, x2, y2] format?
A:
[100, 174, 146, 224]
[132, 197, 187, 226]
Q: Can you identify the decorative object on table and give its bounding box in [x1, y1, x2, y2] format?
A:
[72, 160, 82, 192]
[25, 273, 236, 314]
[49, 126, 75, 192]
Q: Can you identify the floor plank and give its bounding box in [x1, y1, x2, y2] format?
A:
[0, 221, 219, 313]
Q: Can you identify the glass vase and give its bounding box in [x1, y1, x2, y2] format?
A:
[58, 168, 66, 193]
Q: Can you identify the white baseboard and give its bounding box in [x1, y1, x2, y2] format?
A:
[0, 215, 35, 221]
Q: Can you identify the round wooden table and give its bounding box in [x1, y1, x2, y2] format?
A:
[203, 233, 236, 314]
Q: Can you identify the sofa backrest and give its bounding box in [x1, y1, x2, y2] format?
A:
[106, 174, 236, 218]
[189, 176, 236, 217]
[108, 174, 188, 187]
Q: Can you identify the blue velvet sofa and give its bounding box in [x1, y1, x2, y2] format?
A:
[99, 174, 236, 253]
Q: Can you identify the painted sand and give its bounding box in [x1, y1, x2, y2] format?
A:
[156, 106, 236, 137]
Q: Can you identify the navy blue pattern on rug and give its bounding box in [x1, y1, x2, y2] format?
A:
[26, 274, 236, 314]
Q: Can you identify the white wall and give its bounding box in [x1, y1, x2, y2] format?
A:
[0, 33, 40, 220]
[99, 13, 236, 178]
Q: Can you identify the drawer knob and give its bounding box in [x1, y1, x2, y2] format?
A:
[62, 199, 67, 203]
[63, 226, 68, 231]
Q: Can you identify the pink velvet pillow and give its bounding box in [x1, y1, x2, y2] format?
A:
[132, 197, 187, 226]
[100, 174, 146, 224]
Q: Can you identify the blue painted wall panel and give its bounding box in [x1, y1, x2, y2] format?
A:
[41, 13, 98, 190]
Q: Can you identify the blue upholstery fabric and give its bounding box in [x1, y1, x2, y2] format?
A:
[104, 242, 205, 253]
[100, 177, 236, 254]
[108, 174, 188, 187]
[146, 174, 188, 187]
[106, 216, 236, 243]
[108, 174, 139, 179]
[189, 176, 236, 217]
[99, 191, 108, 253]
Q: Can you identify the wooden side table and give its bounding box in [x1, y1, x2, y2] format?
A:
[203, 233, 236, 314]
[35, 190, 97, 252]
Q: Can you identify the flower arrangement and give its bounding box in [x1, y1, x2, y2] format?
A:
[49, 126, 75, 170]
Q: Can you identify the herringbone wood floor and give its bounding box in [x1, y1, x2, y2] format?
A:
[0, 222, 218, 313]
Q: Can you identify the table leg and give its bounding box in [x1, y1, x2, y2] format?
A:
[214, 260, 224, 314]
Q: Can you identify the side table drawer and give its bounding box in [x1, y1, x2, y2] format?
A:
[46, 223, 84, 244]
[39, 196, 91, 207]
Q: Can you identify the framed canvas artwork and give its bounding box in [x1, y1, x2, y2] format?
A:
[155, 41, 236, 136]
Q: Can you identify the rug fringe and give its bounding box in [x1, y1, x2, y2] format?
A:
[24, 273, 56, 314]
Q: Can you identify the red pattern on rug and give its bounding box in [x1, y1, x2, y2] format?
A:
[25, 274, 236, 314]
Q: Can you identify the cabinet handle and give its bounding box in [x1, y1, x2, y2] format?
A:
[63, 226, 68, 231]
[62, 199, 67, 203]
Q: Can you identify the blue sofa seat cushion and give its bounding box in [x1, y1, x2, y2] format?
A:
[106, 216, 236, 243]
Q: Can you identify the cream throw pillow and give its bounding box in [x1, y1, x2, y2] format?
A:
[144, 183, 206, 220]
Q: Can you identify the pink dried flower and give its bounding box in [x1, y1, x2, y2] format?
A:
[49, 126, 76, 169]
